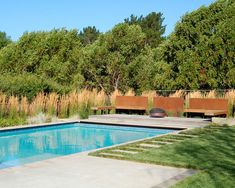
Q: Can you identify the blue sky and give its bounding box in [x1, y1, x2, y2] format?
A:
[1, 0, 215, 41]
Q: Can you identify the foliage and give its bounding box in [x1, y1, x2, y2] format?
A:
[78, 102, 91, 119]
[125, 12, 166, 48]
[0, 117, 26, 127]
[157, 0, 235, 89]
[0, 31, 11, 50]
[0, 73, 67, 100]
[78, 23, 146, 94]
[0, 28, 82, 87]
[0, 0, 234, 98]
[79, 26, 100, 46]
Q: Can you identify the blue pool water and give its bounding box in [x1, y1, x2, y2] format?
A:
[0, 123, 175, 169]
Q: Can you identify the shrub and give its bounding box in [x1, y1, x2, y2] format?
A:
[0, 117, 26, 127]
[78, 102, 91, 119]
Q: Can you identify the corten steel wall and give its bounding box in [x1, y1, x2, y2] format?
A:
[153, 97, 184, 116]
[115, 96, 148, 110]
[189, 98, 228, 112]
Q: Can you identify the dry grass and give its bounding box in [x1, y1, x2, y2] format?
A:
[125, 89, 135, 96]
[94, 90, 107, 106]
[110, 89, 122, 106]
[0, 93, 7, 117]
[0, 89, 234, 119]
[58, 94, 70, 118]
[20, 97, 29, 116]
[8, 96, 20, 118]
[46, 93, 58, 116]
[169, 90, 184, 98]
[187, 91, 204, 98]
[29, 93, 47, 116]
[225, 90, 235, 104]
[77, 89, 93, 107]
[68, 91, 79, 115]
[225, 90, 235, 117]
[205, 90, 217, 98]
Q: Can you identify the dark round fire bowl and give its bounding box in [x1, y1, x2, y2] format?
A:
[149, 108, 166, 118]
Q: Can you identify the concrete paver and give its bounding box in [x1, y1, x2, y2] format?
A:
[0, 153, 196, 188]
[82, 114, 209, 129]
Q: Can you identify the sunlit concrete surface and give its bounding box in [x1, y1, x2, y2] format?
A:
[82, 114, 209, 129]
[0, 152, 195, 188]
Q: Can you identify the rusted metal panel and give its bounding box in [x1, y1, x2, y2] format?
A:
[153, 97, 184, 116]
[189, 98, 228, 112]
[115, 96, 148, 110]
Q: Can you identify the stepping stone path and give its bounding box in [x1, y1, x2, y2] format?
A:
[155, 139, 180, 142]
[99, 152, 124, 158]
[150, 141, 173, 145]
[95, 132, 201, 158]
[124, 147, 147, 151]
[112, 149, 138, 154]
[139, 143, 161, 148]
[178, 133, 199, 137]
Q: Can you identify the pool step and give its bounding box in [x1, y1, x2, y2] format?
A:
[99, 152, 124, 158]
[112, 149, 138, 154]
[139, 143, 161, 148]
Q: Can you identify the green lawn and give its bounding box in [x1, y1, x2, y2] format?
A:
[90, 125, 235, 188]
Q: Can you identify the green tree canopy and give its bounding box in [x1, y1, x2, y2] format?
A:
[125, 12, 166, 48]
[0, 29, 82, 86]
[0, 31, 11, 50]
[79, 26, 100, 46]
[77, 23, 146, 94]
[156, 0, 235, 89]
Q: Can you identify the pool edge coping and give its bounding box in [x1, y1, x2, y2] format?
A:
[0, 117, 188, 132]
[0, 120, 79, 132]
[0, 120, 196, 171]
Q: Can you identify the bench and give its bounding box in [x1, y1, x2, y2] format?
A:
[91, 106, 114, 114]
[184, 98, 228, 117]
[115, 96, 148, 114]
[153, 97, 184, 116]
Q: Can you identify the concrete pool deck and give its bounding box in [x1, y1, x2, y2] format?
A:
[81, 114, 209, 129]
[0, 152, 196, 188]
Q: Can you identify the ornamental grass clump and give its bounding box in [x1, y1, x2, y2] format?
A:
[225, 90, 235, 117]
[110, 89, 122, 106]
[125, 89, 135, 96]
[45, 93, 58, 116]
[169, 90, 184, 98]
[78, 91, 92, 119]
[8, 96, 20, 118]
[0, 93, 7, 118]
[20, 97, 29, 117]
[205, 90, 217, 98]
[76, 89, 94, 119]
[68, 91, 79, 116]
[29, 93, 46, 116]
[58, 94, 70, 118]
[94, 90, 107, 107]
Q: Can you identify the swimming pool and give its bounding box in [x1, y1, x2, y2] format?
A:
[0, 123, 175, 169]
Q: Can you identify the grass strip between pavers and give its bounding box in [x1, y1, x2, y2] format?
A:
[89, 125, 235, 188]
